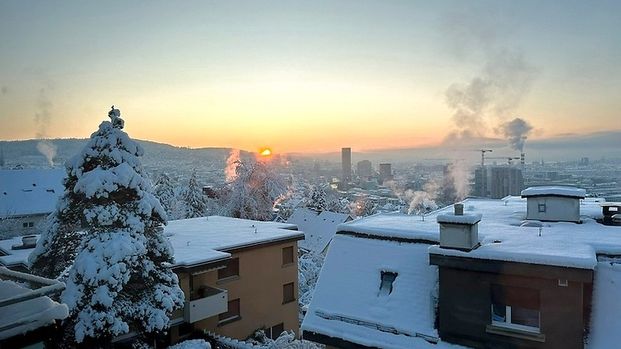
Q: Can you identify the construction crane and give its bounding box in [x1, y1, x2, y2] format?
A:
[477, 149, 493, 167]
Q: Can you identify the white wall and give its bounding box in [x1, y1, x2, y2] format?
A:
[526, 196, 580, 223]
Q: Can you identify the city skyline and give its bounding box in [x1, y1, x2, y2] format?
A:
[1, 1, 620, 153]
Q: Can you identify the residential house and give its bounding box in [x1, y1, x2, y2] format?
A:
[0, 169, 65, 238]
[0, 216, 304, 346]
[302, 187, 621, 349]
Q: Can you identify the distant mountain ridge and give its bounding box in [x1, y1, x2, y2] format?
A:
[0, 138, 245, 171]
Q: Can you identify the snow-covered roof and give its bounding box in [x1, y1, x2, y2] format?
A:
[302, 233, 462, 349]
[0, 235, 39, 268]
[304, 196, 621, 348]
[436, 213, 482, 225]
[286, 208, 351, 253]
[0, 279, 68, 340]
[587, 261, 621, 348]
[0, 169, 65, 218]
[521, 186, 586, 198]
[165, 216, 303, 268]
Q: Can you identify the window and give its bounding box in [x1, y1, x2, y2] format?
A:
[218, 258, 239, 280]
[283, 282, 295, 304]
[282, 246, 294, 265]
[267, 323, 284, 339]
[491, 285, 540, 333]
[538, 203, 546, 213]
[22, 222, 34, 228]
[379, 271, 398, 296]
[219, 299, 241, 323]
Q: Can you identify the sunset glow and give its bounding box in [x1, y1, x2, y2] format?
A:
[0, 1, 619, 154]
[260, 148, 273, 157]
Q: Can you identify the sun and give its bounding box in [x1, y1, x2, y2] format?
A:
[260, 148, 272, 157]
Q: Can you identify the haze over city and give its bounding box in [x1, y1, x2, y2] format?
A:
[1, 0, 620, 153]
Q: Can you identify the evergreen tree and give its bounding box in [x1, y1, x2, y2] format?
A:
[154, 172, 176, 218]
[183, 170, 207, 218]
[305, 185, 327, 212]
[31, 107, 184, 345]
[219, 157, 286, 221]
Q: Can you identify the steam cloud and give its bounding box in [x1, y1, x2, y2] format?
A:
[224, 149, 241, 182]
[499, 117, 533, 152]
[445, 50, 536, 142]
[34, 87, 57, 166]
[386, 180, 439, 215]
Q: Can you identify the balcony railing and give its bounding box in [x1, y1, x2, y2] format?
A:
[184, 286, 228, 323]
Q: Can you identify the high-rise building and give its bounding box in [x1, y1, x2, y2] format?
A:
[474, 166, 523, 199]
[341, 148, 352, 182]
[379, 163, 393, 184]
[356, 160, 373, 179]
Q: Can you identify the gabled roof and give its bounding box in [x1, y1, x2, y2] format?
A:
[0, 169, 65, 218]
[521, 186, 586, 199]
[286, 208, 351, 253]
[302, 232, 450, 349]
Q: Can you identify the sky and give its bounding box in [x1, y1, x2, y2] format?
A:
[0, 0, 620, 153]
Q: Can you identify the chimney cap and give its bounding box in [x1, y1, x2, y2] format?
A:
[437, 213, 482, 225]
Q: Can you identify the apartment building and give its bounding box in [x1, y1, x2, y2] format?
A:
[0, 216, 304, 347]
[166, 216, 304, 343]
[302, 187, 621, 349]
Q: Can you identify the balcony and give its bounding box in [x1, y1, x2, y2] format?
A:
[184, 286, 228, 323]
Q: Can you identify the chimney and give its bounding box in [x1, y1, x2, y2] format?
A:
[454, 203, 464, 215]
[437, 204, 481, 251]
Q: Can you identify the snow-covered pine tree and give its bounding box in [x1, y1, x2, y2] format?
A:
[219, 157, 286, 221]
[183, 170, 207, 218]
[34, 107, 184, 345]
[305, 184, 327, 212]
[154, 172, 176, 218]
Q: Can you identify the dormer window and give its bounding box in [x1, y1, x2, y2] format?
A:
[379, 271, 397, 296]
[538, 203, 546, 213]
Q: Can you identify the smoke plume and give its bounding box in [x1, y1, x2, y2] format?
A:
[445, 50, 536, 142]
[225, 149, 241, 182]
[34, 87, 57, 166]
[498, 117, 533, 152]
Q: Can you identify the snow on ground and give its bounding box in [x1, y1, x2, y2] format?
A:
[520, 186, 586, 198]
[303, 234, 461, 349]
[168, 339, 211, 349]
[0, 279, 68, 340]
[0, 169, 65, 218]
[587, 261, 621, 348]
[166, 216, 303, 267]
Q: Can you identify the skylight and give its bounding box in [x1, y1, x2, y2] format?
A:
[379, 271, 397, 296]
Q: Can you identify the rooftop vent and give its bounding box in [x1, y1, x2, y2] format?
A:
[521, 186, 585, 223]
[437, 204, 481, 251]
